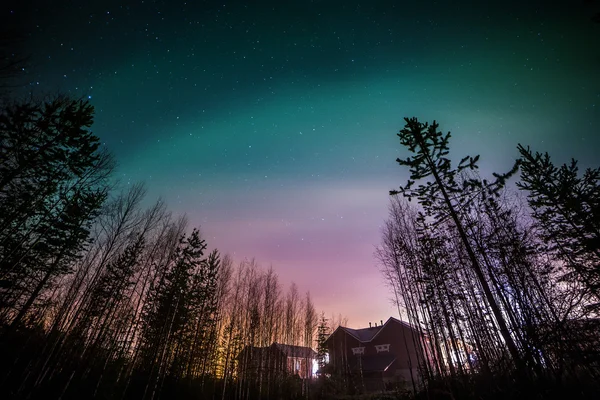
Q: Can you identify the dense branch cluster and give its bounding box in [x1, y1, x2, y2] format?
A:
[377, 118, 600, 399]
[0, 96, 322, 400]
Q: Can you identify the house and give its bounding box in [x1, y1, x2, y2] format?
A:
[237, 342, 317, 380]
[324, 317, 430, 392]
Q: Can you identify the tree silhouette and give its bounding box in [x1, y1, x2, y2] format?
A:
[390, 117, 523, 369]
[517, 144, 600, 312]
[0, 94, 324, 399]
[0, 96, 113, 329]
[315, 313, 329, 372]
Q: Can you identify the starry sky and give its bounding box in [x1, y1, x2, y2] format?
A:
[4, 0, 599, 328]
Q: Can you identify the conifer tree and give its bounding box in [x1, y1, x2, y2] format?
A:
[139, 228, 206, 397]
[316, 313, 329, 372]
[0, 96, 112, 328]
[517, 145, 600, 311]
[390, 117, 523, 368]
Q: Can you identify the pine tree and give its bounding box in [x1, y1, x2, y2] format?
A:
[139, 228, 207, 398]
[390, 117, 523, 368]
[517, 145, 600, 311]
[316, 313, 329, 372]
[0, 96, 112, 328]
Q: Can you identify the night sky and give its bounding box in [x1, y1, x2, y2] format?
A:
[5, 0, 599, 328]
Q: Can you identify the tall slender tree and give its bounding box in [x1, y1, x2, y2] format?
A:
[390, 117, 522, 367]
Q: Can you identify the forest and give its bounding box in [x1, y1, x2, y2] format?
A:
[376, 118, 600, 399]
[2, 99, 599, 400]
[0, 93, 337, 399]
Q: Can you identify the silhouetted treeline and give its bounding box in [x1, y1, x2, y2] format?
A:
[0, 95, 324, 400]
[377, 117, 600, 399]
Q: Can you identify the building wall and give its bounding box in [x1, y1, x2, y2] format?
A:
[287, 356, 313, 379]
[238, 347, 316, 379]
[237, 347, 287, 378]
[371, 320, 426, 369]
[326, 328, 362, 373]
[325, 319, 429, 390]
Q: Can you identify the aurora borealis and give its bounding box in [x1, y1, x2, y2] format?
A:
[5, 0, 599, 327]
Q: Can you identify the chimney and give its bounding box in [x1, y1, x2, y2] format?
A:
[369, 322, 372, 328]
[375, 322, 377, 327]
[380, 319, 383, 326]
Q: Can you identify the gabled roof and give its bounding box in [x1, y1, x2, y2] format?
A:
[326, 316, 422, 344]
[238, 343, 316, 360]
[340, 326, 382, 342]
[272, 343, 317, 358]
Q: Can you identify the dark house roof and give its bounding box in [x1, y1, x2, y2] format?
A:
[273, 343, 317, 358]
[327, 317, 421, 344]
[341, 326, 383, 342]
[237, 343, 316, 360]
